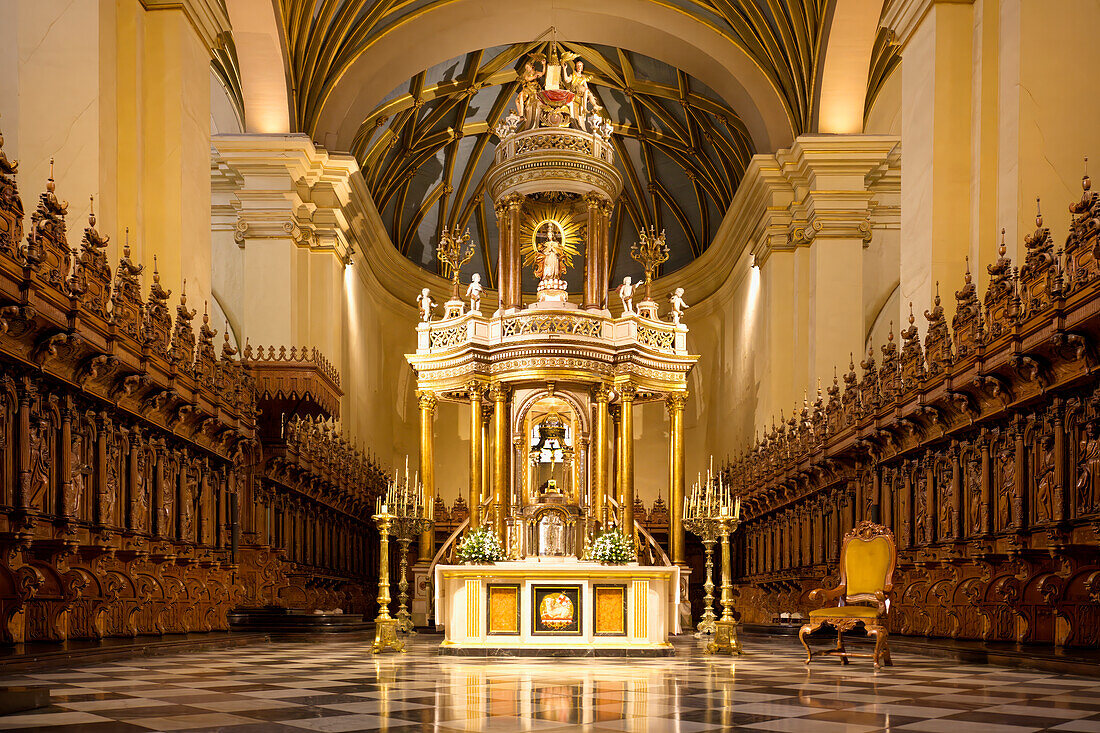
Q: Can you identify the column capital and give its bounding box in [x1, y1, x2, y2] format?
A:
[583, 191, 609, 210]
[665, 391, 689, 414]
[488, 382, 510, 402]
[416, 390, 437, 412]
[881, 0, 975, 51]
[467, 382, 486, 400]
[619, 383, 637, 402]
[594, 384, 613, 403]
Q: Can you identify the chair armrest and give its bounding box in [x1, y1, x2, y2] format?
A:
[807, 585, 846, 605]
[875, 585, 893, 605]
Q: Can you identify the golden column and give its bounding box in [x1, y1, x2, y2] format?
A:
[417, 390, 437, 558]
[593, 384, 611, 525]
[620, 384, 636, 541]
[490, 382, 510, 539]
[468, 383, 485, 530]
[583, 193, 607, 310]
[494, 194, 524, 311]
[599, 200, 614, 308]
[667, 391, 688, 565]
[481, 403, 492, 506]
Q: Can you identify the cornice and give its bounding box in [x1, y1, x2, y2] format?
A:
[880, 0, 975, 51]
[141, 0, 232, 52]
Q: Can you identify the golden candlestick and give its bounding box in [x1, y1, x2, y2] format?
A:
[372, 509, 405, 653]
[437, 227, 475, 302]
[630, 226, 669, 301]
[706, 514, 742, 655]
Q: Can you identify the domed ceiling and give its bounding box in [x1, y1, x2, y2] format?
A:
[353, 42, 756, 288]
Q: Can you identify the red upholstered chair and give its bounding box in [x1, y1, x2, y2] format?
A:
[799, 521, 895, 668]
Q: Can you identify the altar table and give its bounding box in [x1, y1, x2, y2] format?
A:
[434, 559, 680, 656]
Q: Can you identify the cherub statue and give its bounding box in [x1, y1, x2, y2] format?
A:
[416, 288, 436, 322]
[669, 287, 689, 326]
[465, 273, 483, 313]
[515, 53, 546, 120]
[618, 276, 636, 314]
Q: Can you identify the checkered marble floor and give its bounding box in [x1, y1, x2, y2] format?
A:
[2, 634, 1100, 732]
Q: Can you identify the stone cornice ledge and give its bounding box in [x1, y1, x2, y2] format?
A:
[141, 0, 232, 52]
[881, 0, 975, 50]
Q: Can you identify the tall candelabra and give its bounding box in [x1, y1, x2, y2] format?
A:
[630, 226, 669, 310]
[683, 459, 742, 653]
[371, 504, 404, 654]
[386, 458, 435, 635]
[437, 226, 475, 317]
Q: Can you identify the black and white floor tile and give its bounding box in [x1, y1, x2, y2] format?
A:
[2, 634, 1100, 732]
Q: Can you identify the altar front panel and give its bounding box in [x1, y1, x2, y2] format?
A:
[435, 561, 679, 654]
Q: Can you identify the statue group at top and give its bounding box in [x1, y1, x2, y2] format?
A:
[496, 45, 612, 139]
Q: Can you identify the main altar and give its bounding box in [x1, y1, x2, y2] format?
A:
[406, 42, 698, 655]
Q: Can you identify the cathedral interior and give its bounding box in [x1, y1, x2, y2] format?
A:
[1, 0, 1100, 731]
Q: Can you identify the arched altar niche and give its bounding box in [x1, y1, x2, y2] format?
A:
[514, 390, 590, 508]
[513, 390, 588, 559]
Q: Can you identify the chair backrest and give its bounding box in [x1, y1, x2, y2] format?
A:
[839, 521, 896, 606]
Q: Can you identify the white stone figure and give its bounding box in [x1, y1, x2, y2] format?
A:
[465, 273, 483, 313]
[669, 287, 689, 326]
[416, 288, 436, 322]
[618, 277, 636, 315]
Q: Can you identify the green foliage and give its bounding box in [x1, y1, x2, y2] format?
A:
[585, 528, 636, 564]
[456, 526, 505, 563]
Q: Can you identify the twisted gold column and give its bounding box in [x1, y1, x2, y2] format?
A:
[468, 384, 485, 530]
[417, 391, 436, 559]
[667, 392, 687, 565]
[490, 383, 509, 540]
[620, 384, 636, 541]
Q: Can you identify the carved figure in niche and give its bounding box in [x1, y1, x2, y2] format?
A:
[515, 53, 546, 120]
[465, 273, 483, 313]
[1036, 433, 1056, 523]
[102, 440, 119, 525]
[133, 450, 148, 533]
[938, 461, 956, 540]
[668, 288, 689, 326]
[66, 436, 85, 517]
[26, 417, 50, 509]
[915, 472, 928, 544]
[966, 453, 982, 534]
[416, 288, 436, 322]
[618, 277, 636, 314]
[180, 471, 197, 541]
[996, 445, 1014, 529]
[1077, 422, 1100, 515]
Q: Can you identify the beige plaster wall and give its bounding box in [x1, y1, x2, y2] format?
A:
[0, 0, 214, 310]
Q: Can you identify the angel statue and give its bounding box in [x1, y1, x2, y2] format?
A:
[416, 288, 436, 322]
[465, 273, 483, 313]
[562, 57, 601, 129]
[669, 287, 689, 326]
[515, 52, 547, 121]
[618, 277, 636, 314]
[536, 234, 564, 282]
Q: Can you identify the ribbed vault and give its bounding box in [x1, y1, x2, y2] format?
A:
[276, 0, 828, 141]
[355, 43, 754, 286]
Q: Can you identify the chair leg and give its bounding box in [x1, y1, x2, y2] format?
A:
[835, 630, 848, 665]
[798, 622, 816, 664]
[869, 625, 889, 668]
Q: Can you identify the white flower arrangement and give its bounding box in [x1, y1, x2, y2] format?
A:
[585, 528, 636, 564]
[456, 526, 505, 564]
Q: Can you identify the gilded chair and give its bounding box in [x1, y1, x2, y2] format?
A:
[799, 521, 895, 668]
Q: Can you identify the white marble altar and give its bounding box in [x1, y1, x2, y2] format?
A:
[434, 559, 680, 656]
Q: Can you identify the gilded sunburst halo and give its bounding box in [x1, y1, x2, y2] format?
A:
[520, 201, 586, 277]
